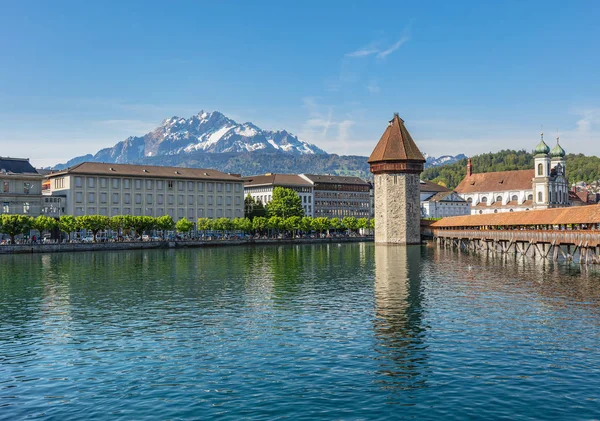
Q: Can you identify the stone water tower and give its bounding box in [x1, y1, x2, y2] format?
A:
[368, 114, 426, 244]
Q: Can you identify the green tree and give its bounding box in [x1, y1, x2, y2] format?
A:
[131, 216, 156, 239]
[311, 217, 330, 236]
[283, 216, 301, 238]
[244, 194, 267, 219]
[32, 215, 57, 239]
[357, 217, 368, 233]
[267, 215, 284, 236]
[299, 216, 313, 234]
[58, 215, 78, 241]
[175, 217, 194, 237]
[267, 187, 304, 218]
[369, 218, 375, 230]
[0, 214, 32, 244]
[109, 215, 127, 238]
[76, 215, 110, 242]
[155, 215, 175, 238]
[329, 217, 342, 233]
[197, 217, 211, 236]
[342, 216, 359, 234]
[252, 216, 267, 235]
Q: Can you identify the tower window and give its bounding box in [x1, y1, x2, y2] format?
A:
[538, 163, 543, 176]
[538, 192, 543, 202]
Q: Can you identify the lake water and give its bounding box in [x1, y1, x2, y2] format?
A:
[1, 243, 600, 420]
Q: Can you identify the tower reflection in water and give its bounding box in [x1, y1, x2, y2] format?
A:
[373, 244, 428, 394]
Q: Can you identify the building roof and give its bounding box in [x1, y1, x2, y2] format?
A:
[47, 162, 242, 181]
[550, 139, 566, 158]
[300, 174, 369, 186]
[426, 191, 467, 203]
[431, 205, 600, 228]
[243, 173, 312, 187]
[420, 179, 450, 193]
[367, 114, 425, 164]
[0, 157, 39, 175]
[455, 169, 534, 194]
[534, 135, 550, 155]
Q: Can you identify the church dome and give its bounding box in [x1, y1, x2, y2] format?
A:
[534, 137, 550, 155]
[550, 140, 566, 158]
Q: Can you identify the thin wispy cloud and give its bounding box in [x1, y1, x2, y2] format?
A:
[345, 22, 412, 59]
[376, 35, 410, 58]
[345, 47, 379, 58]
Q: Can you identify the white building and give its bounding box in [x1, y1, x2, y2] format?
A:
[242, 173, 372, 219]
[455, 134, 570, 215]
[419, 179, 470, 218]
[45, 162, 245, 220]
[243, 173, 314, 216]
[0, 157, 44, 217]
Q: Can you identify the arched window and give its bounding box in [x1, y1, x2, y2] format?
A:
[494, 209, 498, 213]
[467, 197, 473, 203]
[509, 209, 514, 212]
[496, 195, 502, 202]
[527, 194, 533, 201]
[511, 195, 518, 202]
[538, 163, 543, 176]
[481, 196, 487, 203]
[538, 191, 543, 202]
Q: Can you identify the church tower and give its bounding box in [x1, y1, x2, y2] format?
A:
[549, 137, 568, 207]
[368, 114, 426, 244]
[533, 132, 551, 209]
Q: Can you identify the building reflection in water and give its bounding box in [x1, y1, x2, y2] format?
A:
[373, 245, 428, 394]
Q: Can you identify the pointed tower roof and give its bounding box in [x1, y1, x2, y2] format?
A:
[550, 137, 566, 159]
[368, 114, 426, 163]
[368, 114, 425, 174]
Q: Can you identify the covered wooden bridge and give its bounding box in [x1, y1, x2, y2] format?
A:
[431, 206, 600, 264]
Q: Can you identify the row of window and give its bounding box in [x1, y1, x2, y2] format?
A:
[315, 200, 370, 208]
[73, 207, 242, 219]
[2, 181, 35, 194]
[75, 192, 241, 207]
[71, 176, 242, 193]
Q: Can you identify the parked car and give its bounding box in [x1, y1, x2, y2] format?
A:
[82, 236, 94, 243]
[142, 234, 151, 241]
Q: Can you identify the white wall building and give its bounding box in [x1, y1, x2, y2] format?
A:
[419, 179, 470, 218]
[0, 157, 44, 217]
[243, 173, 314, 216]
[45, 162, 245, 220]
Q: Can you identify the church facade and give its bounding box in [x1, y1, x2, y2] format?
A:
[455, 134, 570, 215]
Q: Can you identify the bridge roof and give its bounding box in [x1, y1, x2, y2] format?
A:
[431, 205, 600, 228]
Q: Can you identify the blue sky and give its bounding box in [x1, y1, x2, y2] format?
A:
[1, 0, 599, 167]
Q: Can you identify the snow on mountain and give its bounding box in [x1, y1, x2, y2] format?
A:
[54, 111, 327, 169]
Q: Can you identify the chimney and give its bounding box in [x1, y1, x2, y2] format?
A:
[467, 158, 472, 177]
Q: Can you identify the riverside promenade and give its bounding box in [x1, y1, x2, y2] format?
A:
[0, 236, 373, 255]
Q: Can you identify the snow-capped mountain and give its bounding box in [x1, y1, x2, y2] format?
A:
[423, 153, 467, 167]
[55, 111, 326, 169]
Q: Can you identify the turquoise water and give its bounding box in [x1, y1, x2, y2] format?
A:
[1, 244, 600, 420]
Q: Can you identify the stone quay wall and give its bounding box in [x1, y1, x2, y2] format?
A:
[0, 236, 373, 255]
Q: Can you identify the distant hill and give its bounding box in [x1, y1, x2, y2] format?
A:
[421, 149, 600, 189]
[51, 109, 466, 178]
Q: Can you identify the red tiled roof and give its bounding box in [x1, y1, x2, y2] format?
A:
[432, 205, 600, 227]
[455, 169, 534, 194]
[368, 114, 425, 163]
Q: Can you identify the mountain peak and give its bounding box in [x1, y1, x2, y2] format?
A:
[55, 110, 328, 168]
